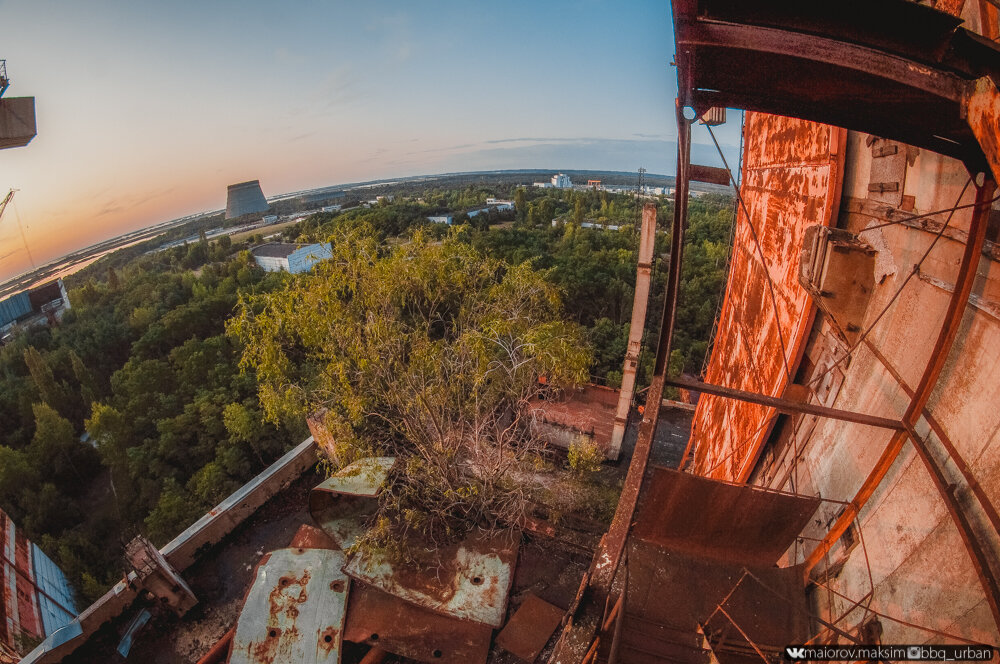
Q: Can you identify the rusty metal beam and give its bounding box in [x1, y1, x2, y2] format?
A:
[666, 377, 902, 430]
[673, 0, 1000, 169]
[689, 164, 731, 185]
[546, 102, 693, 664]
[804, 179, 1000, 631]
[591, 103, 691, 596]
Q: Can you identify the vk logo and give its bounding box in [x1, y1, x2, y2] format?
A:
[786, 647, 807, 659]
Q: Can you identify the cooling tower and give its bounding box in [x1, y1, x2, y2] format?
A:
[225, 180, 269, 219]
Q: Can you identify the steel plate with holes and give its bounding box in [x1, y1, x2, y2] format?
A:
[344, 530, 518, 628]
[309, 457, 395, 550]
[229, 548, 349, 664]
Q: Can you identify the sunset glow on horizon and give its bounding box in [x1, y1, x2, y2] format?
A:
[0, 0, 740, 283]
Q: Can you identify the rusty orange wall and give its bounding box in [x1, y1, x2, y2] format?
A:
[690, 113, 846, 482]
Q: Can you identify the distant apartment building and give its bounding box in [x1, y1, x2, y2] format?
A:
[321, 204, 342, 213]
[427, 215, 453, 225]
[533, 174, 573, 189]
[250, 242, 333, 274]
[551, 173, 572, 188]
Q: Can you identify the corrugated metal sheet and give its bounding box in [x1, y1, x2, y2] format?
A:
[0, 508, 77, 655]
[0, 292, 31, 328]
[30, 545, 76, 637]
[690, 112, 846, 481]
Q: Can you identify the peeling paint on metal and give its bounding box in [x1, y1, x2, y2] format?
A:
[229, 547, 349, 664]
[690, 112, 846, 482]
[309, 457, 394, 550]
[343, 530, 518, 628]
[312, 457, 395, 498]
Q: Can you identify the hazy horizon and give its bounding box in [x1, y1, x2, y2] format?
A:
[0, 0, 742, 282]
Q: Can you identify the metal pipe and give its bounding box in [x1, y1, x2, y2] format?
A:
[804, 179, 1000, 632]
[666, 376, 903, 430]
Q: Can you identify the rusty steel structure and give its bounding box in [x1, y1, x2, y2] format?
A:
[547, 1, 1000, 661]
[690, 113, 847, 482]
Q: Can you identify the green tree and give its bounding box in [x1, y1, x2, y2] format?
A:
[70, 349, 99, 408]
[514, 187, 527, 221]
[23, 346, 66, 412]
[229, 228, 592, 547]
[28, 403, 96, 490]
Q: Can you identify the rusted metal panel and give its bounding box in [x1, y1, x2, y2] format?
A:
[0, 507, 78, 655]
[531, 384, 618, 455]
[309, 457, 394, 550]
[343, 530, 518, 628]
[343, 583, 492, 664]
[690, 112, 846, 482]
[632, 466, 820, 567]
[965, 77, 1000, 184]
[229, 547, 349, 664]
[288, 525, 339, 551]
[496, 594, 565, 663]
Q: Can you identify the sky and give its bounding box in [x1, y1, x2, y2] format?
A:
[0, 0, 742, 282]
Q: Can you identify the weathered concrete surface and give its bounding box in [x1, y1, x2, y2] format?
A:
[748, 129, 1000, 644]
[690, 112, 847, 482]
[610, 203, 658, 459]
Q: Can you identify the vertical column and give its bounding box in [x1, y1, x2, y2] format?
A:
[608, 203, 658, 459]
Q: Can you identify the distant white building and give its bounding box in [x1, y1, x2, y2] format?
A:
[262, 215, 278, 224]
[427, 215, 453, 225]
[467, 199, 516, 218]
[251, 242, 333, 273]
[533, 182, 553, 189]
[551, 173, 573, 188]
[321, 204, 342, 213]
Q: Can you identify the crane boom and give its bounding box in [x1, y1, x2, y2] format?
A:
[0, 189, 36, 269]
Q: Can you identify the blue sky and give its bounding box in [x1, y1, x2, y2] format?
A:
[0, 0, 742, 281]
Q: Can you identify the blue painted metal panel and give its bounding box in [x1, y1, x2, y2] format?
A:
[31, 544, 77, 636]
[0, 292, 31, 327]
